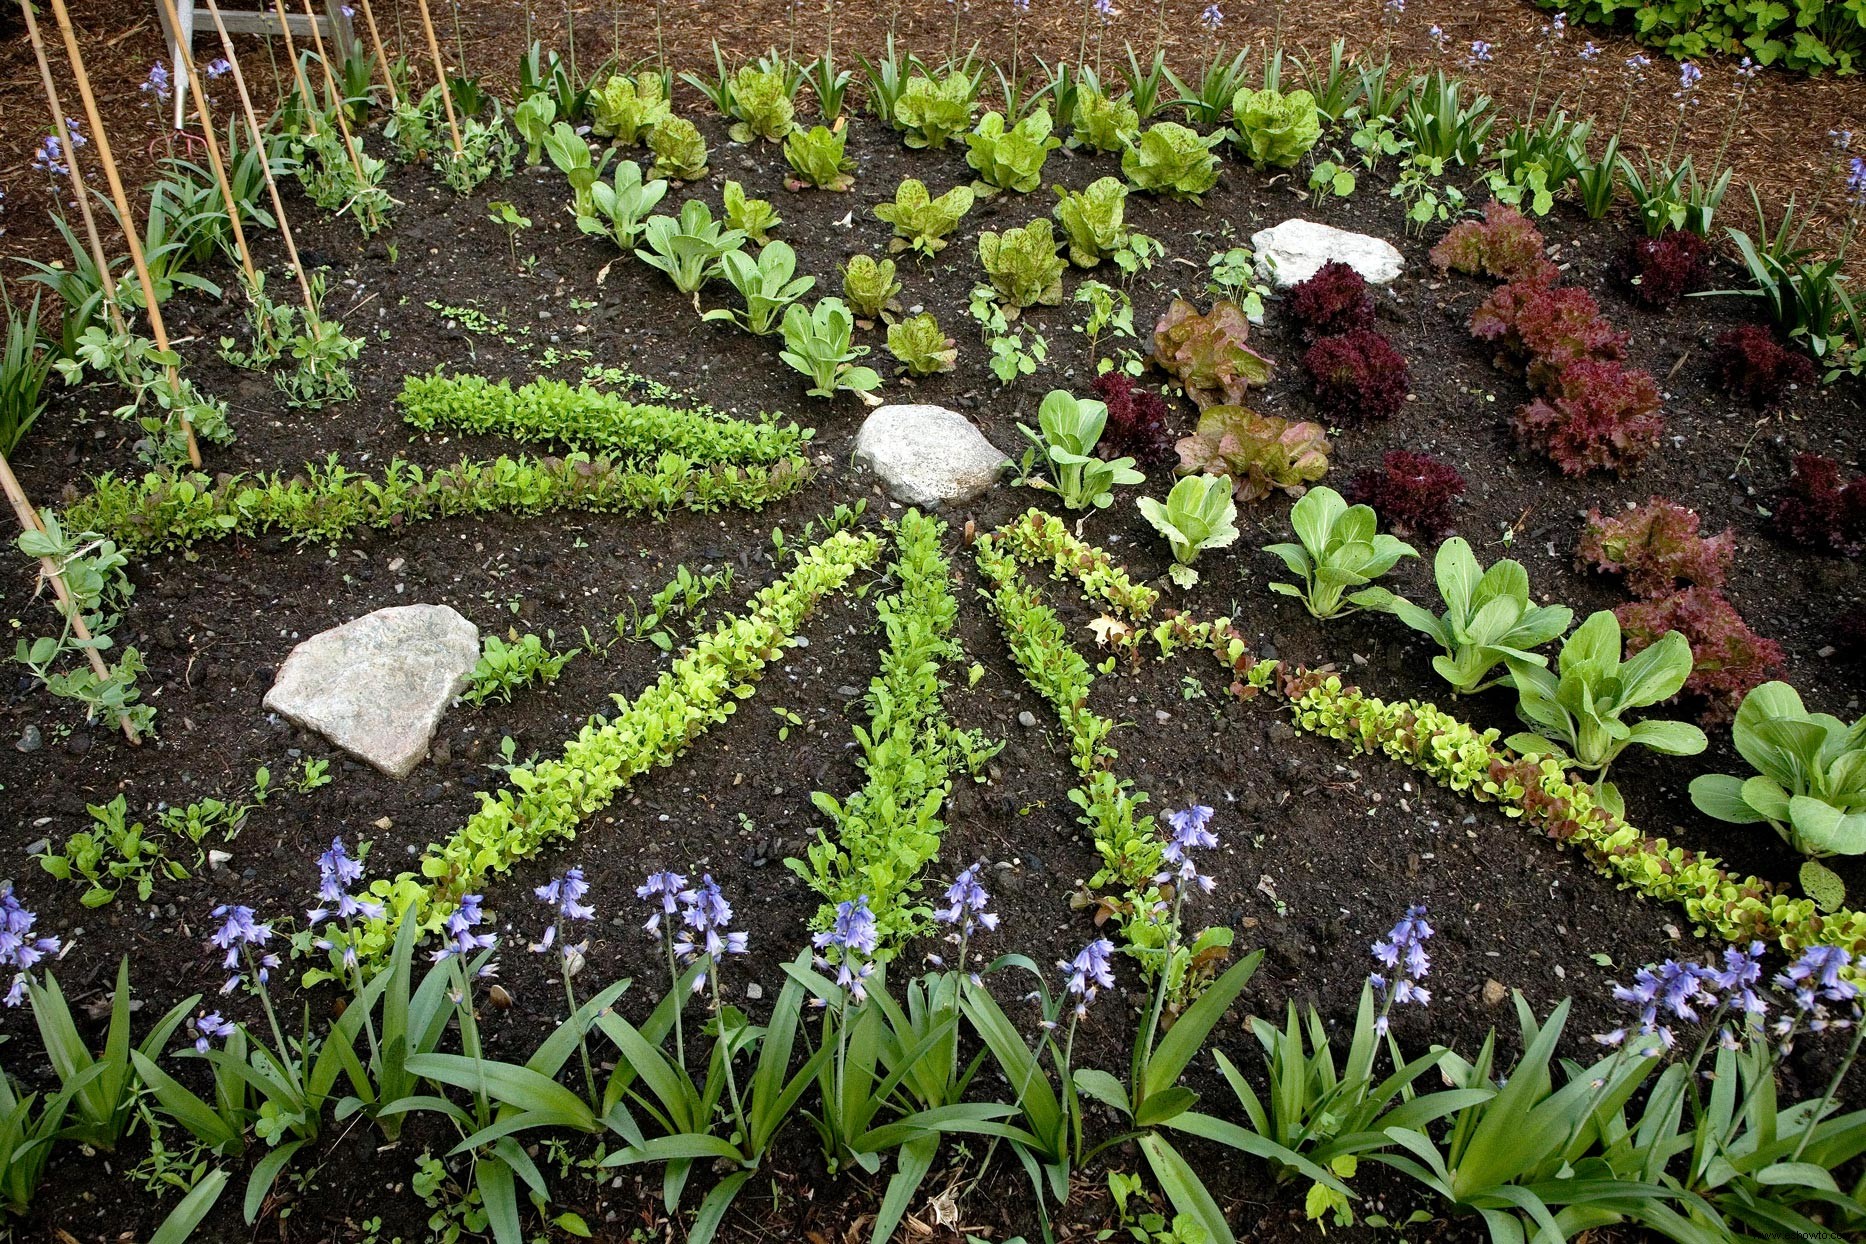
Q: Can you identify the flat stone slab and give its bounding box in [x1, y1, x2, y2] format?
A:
[1251, 218, 1405, 288]
[853, 404, 1009, 507]
[263, 604, 479, 779]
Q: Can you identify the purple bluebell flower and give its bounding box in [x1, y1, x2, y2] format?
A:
[1677, 62, 1702, 95]
[1, 882, 61, 1008]
[637, 870, 692, 936]
[1370, 904, 1433, 1033]
[933, 864, 998, 937]
[1093, 0, 1114, 22]
[1061, 937, 1116, 1018]
[1833, 129, 1854, 152]
[206, 58, 232, 79]
[673, 875, 747, 988]
[210, 904, 279, 994]
[1846, 156, 1866, 206]
[141, 62, 173, 104]
[1579, 41, 1600, 62]
[812, 895, 879, 1003]
[1600, 959, 1715, 1051]
[536, 868, 594, 925]
[1626, 53, 1650, 73]
[1157, 803, 1218, 895]
[307, 837, 384, 967]
[32, 136, 67, 177]
[531, 868, 594, 961]
[1712, 941, 1769, 1016]
[431, 893, 497, 965]
[1427, 24, 1447, 52]
[192, 1011, 236, 1053]
[1468, 40, 1493, 65]
[1199, 3, 1222, 29]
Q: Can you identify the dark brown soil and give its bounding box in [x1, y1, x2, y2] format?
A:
[1, 63, 1863, 1244]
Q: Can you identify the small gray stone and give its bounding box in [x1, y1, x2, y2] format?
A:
[1017, 710, 1038, 728]
[745, 982, 764, 1001]
[14, 725, 42, 754]
[1250, 218, 1404, 288]
[263, 605, 479, 779]
[853, 404, 1010, 507]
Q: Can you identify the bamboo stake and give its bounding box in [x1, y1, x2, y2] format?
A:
[153, 0, 258, 290]
[271, 0, 322, 136]
[356, 0, 399, 108]
[201, 0, 317, 315]
[17, 0, 126, 337]
[414, 0, 463, 155]
[297, 0, 375, 196]
[44, 0, 201, 469]
[0, 451, 141, 745]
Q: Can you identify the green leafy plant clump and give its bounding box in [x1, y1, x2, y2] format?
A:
[590, 71, 673, 143]
[647, 115, 710, 181]
[1018, 388, 1145, 511]
[886, 312, 958, 375]
[874, 178, 975, 257]
[978, 218, 1067, 316]
[1121, 122, 1224, 201]
[1138, 474, 1239, 587]
[64, 452, 816, 556]
[1690, 681, 1866, 864]
[784, 124, 855, 191]
[1266, 486, 1417, 619]
[1505, 609, 1708, 813]
[779, 298, 883, 401]
[1230, 86, 1322, 168]
[464, 630, 579, 706]
[397, 371, 807, 464]
[892, 71, 978, 149]
[705, 239, 816, 335]
[1369, 537, 1574, 696]
[965, 108, 1061, 193]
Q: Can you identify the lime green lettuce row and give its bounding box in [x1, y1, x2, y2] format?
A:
[397, 371, 811, 465]
[342, 530, 882, 964]
[1287, 674, 1866, 976]
[61, 452, 814, 555]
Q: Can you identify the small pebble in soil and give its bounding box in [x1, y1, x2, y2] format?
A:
[1017, 711, 1038, 728]
[14, 725, 42, 753]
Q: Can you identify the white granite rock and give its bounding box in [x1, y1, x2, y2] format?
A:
[263, 605, 479, 779]
[853, 404, 1010, 507]
[1250, 218, 1405, 288]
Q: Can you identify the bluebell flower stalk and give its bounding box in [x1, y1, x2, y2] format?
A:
[639, 869, 694, 1067]
[533, 868, 598, 1099]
